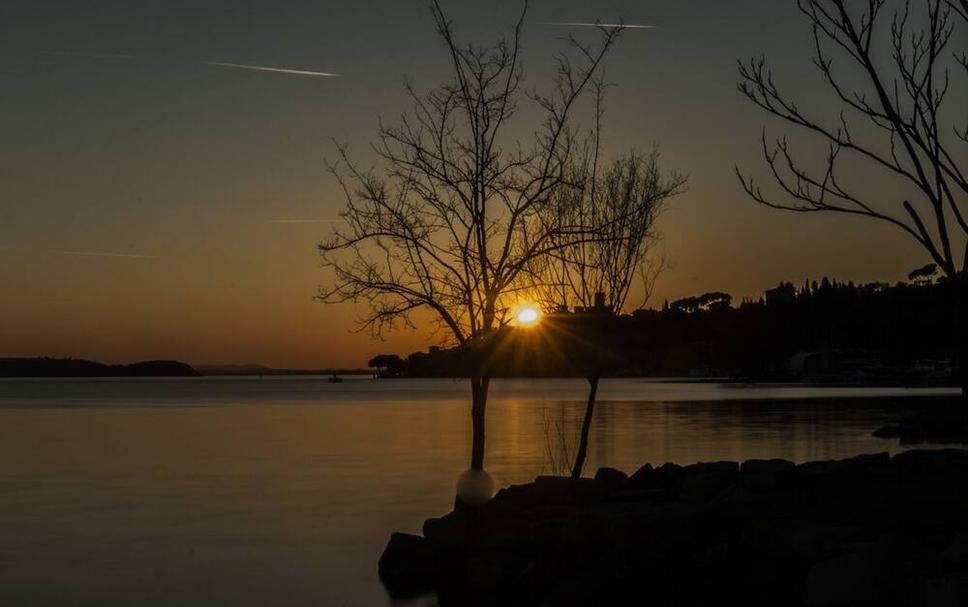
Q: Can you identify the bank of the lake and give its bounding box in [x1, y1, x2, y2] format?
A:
[381, 449, 968, 605]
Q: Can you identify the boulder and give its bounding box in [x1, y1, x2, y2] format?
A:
[686, 460, 739, 475]
[741, 458, 795, 490]
[594, 466, 629, 489]
[532, 476, 606, 504]
[679, 463, 740, 502]
[379, 449, 968, 605]
[925, 572, 968, 607]
[631, 462, 684, 490]
[741, 458, 795, 475]
[378, 532, 439, 598]
[423, 513, 467, 551]
[706, 484, 763, 520]
[840, 452, 891, 471]
[802, 548, 889, 606]
[894, 448, 968, 470]
[629, 463, 656, 487]
[795, 459, 837, 476]
[466, 555, 504, 591]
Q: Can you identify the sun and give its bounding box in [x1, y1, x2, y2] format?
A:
[515, 305, 541, 327]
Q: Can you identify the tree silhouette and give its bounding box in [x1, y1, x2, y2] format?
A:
[908, 262, 939, 284]
[671, 292, 733, 314]
[737, 0, 967, 401]
[368, 354, 404, 377]
[318, 0, 621, 474]
[532, 79, 686, 477]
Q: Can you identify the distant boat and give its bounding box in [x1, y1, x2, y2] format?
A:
[328, 372, 343, 383]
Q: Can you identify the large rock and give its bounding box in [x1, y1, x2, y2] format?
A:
[378, 532, 439, 599]
[379, 449, 968, 605]
[679, 461, 740, 502]
[840, 452, 891, 471]
[686, 460, 739, 475]
[741, 458, 795, 475]
[530, 475, 607, 504]
[803, 548, 890, 606]
[423, 513, 467, 552]
[656, 462, 685, 486]
[925, 572, 968, 607]
[629, 463, 655, 486]
[803, 540, 940, 607]
[594, 466, 629, 489]
[894, 448, 968, 470]
[741, 458, 795, 490]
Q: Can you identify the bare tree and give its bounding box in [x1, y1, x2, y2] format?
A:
[534, 79, 686, 477]
[737, 0, 967, 400]
[317, 1, 621, 475]
[551, 151, 684, 312]
[560, 152, 685, 478]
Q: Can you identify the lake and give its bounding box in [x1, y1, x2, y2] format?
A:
[0, 378, 961, 605]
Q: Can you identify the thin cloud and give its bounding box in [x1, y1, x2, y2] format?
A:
[270, 219, 344, 224]
[545, 22, 656, 30]
[205, 61, 340, 78]
[46, 50, 136, 60]
[49, 249, 160, 260]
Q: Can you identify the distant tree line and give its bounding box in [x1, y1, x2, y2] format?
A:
[370, 276, 961, 382]
[737, 0, 966, 398]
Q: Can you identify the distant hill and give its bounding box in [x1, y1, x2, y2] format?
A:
[0, 358, 201, 378]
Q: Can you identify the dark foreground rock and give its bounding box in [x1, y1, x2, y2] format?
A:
[380, 450, 968, 606]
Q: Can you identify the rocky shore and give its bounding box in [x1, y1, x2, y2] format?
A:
[380, 450, 968, 606]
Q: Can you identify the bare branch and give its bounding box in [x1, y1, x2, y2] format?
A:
[737, 0, 967, 280]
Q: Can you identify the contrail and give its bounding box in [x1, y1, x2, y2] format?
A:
[49, 249, 160, 260]
[45, 52, 339, 78]
[46, 50, 136, 60]
[270, 219, 344, 224]
[545, 22, 656, 30]
[205, 61, 340, 78]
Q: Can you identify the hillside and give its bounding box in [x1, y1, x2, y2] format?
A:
[0, 358, 201, 378]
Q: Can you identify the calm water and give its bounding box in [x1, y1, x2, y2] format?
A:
[0, 378, 960, 606]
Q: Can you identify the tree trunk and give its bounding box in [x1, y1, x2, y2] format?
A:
[571, 376, 600, 478]
[470, 375, 490, 470]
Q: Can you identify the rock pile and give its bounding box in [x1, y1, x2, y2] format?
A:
[379, 450, 968, 606]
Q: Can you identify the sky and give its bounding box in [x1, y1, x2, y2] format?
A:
[0, 1, 960, 368]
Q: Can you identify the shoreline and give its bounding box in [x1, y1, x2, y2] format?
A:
[380, 449, 968, 605]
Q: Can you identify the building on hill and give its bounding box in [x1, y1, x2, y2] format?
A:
[765, 282, 797, 306]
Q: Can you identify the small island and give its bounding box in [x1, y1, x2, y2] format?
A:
[0, 357, 201, 378]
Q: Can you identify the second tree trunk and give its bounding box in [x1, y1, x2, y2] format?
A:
[571, 376, 600, 478]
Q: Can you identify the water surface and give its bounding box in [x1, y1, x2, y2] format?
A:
[0, 378, 960, 605]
